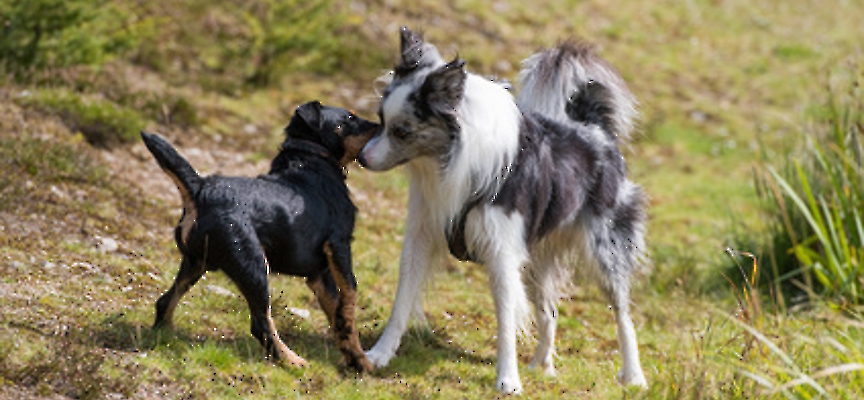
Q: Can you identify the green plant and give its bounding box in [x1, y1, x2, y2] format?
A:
[0, 0, 143, 80]
[14, 89, 144, 147]
[244, 0, 387, 87]
[733, 63, 864, 307]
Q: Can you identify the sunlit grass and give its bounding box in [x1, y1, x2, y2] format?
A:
[2, 0, 864, 398]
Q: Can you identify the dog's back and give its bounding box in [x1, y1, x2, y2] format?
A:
[179, 147, 354, 278]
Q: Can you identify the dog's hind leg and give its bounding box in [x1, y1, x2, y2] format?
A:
[323, 241, 373, 373]
[221, 233, 308, 367]
[609, 286, 646, 387]
[306, 270, 339, 330]
[231, 266, 308, 367]
[154, 256, 205, 329]
[526, 258, 561, 377]
[583, 182, 648, 387]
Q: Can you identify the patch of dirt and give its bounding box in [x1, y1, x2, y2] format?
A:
[0, 385, 72, 400]
[106, 131, 273, 206]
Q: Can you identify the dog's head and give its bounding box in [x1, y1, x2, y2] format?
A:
[285, 101, 380, 165]
[359, 27, 467, 171]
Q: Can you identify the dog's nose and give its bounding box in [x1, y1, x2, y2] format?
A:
[357, 150, 369, 168]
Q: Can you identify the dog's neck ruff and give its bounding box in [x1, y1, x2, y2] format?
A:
[272, 139, 343, 176]
[406, 73, 522, 255]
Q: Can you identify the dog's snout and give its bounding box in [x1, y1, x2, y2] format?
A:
[357, 149, 369, 168]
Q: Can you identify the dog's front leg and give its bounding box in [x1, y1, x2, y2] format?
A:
[469, 207, 532, 395]
[366, 208, 444, 368]
[487, 253, 531, 395]
[322, 241, 374, 373]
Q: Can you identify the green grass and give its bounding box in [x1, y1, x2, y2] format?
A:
[2, 0, 864, 398]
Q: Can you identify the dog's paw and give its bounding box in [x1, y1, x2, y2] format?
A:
[496, 377, 523, 395]
[527, 360, 556, 377]
[365, 346, 394, 368]
[291, 358, 310, 368]
[343, 353, 375, 374]
[617, 368, 647, 388]
[273, 352, 309, 369]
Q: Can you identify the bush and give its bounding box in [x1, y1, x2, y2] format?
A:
[0, 0, 143, 80]
[129, 0, 388, 91]
[730, 63, 864, 308]
[15, 89, 144, 148]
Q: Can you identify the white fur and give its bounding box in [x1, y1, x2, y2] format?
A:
[367, 37, 648, 394]
[466, 207, 531, 394]
[438, 75, 521, 221]
[517, 45, 638, 142]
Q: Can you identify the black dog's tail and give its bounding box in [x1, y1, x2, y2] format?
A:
[516, 41, 637, 142]
[140, 131, 202, 203]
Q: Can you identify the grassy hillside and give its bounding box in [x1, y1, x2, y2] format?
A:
[1, 0, 863, 398]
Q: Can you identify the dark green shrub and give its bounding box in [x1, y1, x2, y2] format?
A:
[127, 0, 388, 91]
[15, 89, 144, 148]
[0, 0, 144, 80]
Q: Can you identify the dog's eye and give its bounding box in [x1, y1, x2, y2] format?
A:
[334, 125, 343, 135]
[391, 126, 410, 139]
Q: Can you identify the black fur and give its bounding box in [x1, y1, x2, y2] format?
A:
[143, 101, 378, 372]
[566, 80, 618, 139]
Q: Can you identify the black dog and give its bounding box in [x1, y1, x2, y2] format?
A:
[142, 101, 378, 372]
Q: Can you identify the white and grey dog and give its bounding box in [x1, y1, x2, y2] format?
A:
[359, 27, 648, 394]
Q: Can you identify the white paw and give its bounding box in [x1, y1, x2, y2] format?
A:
[496, 377, 523, 395]
[365, 345, 394, 369]
[617, 368, 647, 388]
[527, 360, 556, 377]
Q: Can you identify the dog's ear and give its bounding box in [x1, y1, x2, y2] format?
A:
[395, 26, 442, 77]
[399, 27, 424, 70]
[295, 101, 323, 130]
[420, 58, 466, 114]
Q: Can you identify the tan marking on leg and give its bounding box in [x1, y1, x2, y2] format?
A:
[158, 282, 186, 327]
[306, 276, 338, 329]
[323, 242, 373, 373]
[267, 308, 308, 367]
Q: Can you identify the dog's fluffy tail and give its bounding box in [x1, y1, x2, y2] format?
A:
[140, 131, 202, 203]
[516, 41, 637, 142]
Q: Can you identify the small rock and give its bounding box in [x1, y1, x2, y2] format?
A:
[49, 185, 69, 202]
[689, 110, 707, 124]
[205, 284, 234, 297]
[95, 236, 119, 254]
[288, 307, 310, 319]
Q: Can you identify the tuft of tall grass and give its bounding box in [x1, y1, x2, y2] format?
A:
[720, 252, 864, 398]
[731, 62, 864, 308]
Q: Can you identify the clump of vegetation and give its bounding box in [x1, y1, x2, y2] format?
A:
[131, 0, 389, 92]
[14, 89, 144, 147]
[0, 0, 144, 80]
[0, 335, 137, 399]
[729, 63, 864, 308]
[0, 135, 107, 185]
